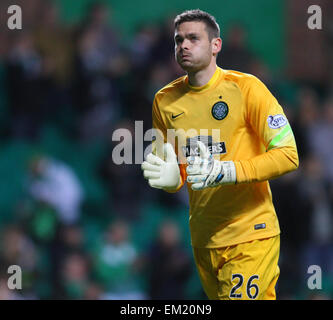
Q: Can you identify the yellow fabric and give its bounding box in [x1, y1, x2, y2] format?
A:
[193, 235, 280, 300]
[152, 67, 299, 248]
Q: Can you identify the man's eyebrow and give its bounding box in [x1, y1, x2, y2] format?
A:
[174, 32, 199, 39]
[186, 32, 199, 37]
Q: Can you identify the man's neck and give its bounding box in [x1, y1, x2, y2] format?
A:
[187, 63, 217, 87]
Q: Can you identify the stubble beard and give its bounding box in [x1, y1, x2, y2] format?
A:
[176, 51, 212, 73]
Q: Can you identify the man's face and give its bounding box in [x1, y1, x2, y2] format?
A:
[174, 21, 217, 72]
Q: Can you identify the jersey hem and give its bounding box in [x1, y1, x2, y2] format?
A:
[191, 230, 281, 249]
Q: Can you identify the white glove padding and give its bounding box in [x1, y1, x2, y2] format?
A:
[141, 143, 181, 190]
[186, 141, 236, 190]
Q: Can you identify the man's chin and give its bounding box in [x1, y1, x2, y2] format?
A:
[178, 61, 199, 72]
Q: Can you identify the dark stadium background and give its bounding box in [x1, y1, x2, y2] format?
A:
[0, 0, 332, 300]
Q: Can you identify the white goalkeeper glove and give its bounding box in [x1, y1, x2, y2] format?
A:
[186, 141, 236, 191]
[141, 143, 181, 190]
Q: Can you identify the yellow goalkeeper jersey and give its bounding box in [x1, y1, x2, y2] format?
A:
[152, 66, 299, 248]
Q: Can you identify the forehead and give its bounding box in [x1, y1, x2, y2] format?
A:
[175, 21, 208, 36]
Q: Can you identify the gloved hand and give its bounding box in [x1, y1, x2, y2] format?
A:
[186, 141, 236, 190]
[141, 143, 181, 190]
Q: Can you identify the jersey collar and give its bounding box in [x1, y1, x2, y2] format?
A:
[185, 67, 224, 92]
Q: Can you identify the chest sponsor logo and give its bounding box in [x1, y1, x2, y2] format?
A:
[267, 114, 288, 129]
[182, 136, 226, 157]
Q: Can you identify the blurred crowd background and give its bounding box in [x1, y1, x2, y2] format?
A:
[0, 0, 333, 300]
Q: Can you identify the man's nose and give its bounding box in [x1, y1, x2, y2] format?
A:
[180, 39, 190, 50]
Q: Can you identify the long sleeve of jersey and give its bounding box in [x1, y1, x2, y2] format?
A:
[234, 76, 299, 184]
[152, 97, 186, 192]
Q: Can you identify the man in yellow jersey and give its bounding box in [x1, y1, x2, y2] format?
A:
[141, 9, 299, 300]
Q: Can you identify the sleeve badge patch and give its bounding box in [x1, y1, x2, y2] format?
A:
[267, 114, 288, 129]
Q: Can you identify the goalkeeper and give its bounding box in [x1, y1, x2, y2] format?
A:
[141, 9, 299, 300]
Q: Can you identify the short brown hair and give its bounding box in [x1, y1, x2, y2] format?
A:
[174, 9, 220, 40]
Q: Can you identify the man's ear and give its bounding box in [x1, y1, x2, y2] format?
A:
[212, 37, 222, 56]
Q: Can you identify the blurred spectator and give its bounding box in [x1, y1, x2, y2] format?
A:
[248, 58, 276, 92]
[5, 31, 45, 140]
[92, 219, 145, 299]
[270, 170, 312, 297]
[297, 156, 333, 294]
[292, 87, 322, 160]
[72, 25, 122, 141]
[32, 0, 75, 130]
[48, 224, 86, 297]
[0, 225, 38, 276]
[145, 220, 192, 300]
[82, 2, 122, 62]
[99, 121, 147, 220]
[149, 17, 175, 66]
[271, 170, 312, 249]
[71, 1, 129, 142]
[33, 0, 74, 86]
[27, 202, 59, 245]
[145, 63, 178, 103]
[309, 97, 333, 183]
[127, 18, 183, 130]
[127, 62, 179, 134]
[130, 23, 160, 71]
[217, 24, 254, 73]
[0, 225, 39, 299]
[298, 155, 333, 244]
[59, 224, 85, 253]
[58, 251, 92, 299]
[287, 0, 330, 87]
[27, 155, 84, 225]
